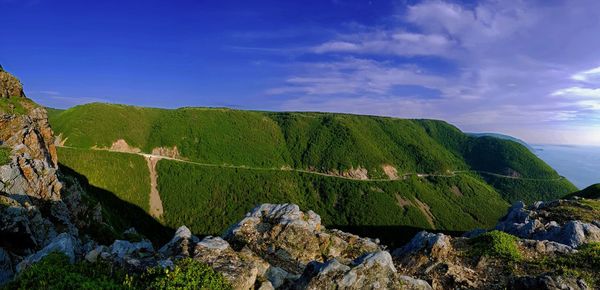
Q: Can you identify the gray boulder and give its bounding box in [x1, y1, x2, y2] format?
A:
[392, 231, 451, 259]
[496, 201, 600, 248]
[293, 251, 432, 290]
[16, 233, 76, 273]
[110, 239, 154, 260]
[159, 225, 199, 258]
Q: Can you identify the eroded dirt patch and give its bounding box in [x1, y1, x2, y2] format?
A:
[145, 156, 164, 219]
[451, 185, 463, 197]
[414, 198, 436, 229]
[382, 164, 399, 180]
[109, 139, 141, 153]
[151, 146, 180, 159]
[395, 194, 413, 208]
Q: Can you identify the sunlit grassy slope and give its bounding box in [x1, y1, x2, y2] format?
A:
[48, 103, 576, 203]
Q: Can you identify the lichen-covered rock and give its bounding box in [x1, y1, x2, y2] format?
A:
[392, 231, 451, 259]
[224, 203, 381, 274]
[194, 236, 261, 290]
[496, 201, 600, 247]
[293, 251, 432, 290]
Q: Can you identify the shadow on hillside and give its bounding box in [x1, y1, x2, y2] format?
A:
[59, 164, 174, 246]
[332, 225, 465, 249]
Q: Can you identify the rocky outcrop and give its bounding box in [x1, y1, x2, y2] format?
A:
[224, 203, 381, 274]
[294, 251, 431, 290]
[0, 66, 25, 99]
[0, 106, 76, 253]
[0, 68, 95, 285]
[496, 200, 600, 247]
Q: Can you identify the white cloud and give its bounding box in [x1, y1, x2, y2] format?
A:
[552, 87, 600, 98]
[267, 57, 448, 96]
[571, 66, 600, 82]
[311, 30, 454, 56]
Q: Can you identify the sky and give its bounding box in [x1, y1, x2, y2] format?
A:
[1, 0, 600, 145]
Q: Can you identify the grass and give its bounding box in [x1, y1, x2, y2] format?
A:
[0, 147, 11, 165]
[57, 147, 150, 211]
[542, 199, 600, 224]
[566, 184, 600, 199]
[56, 147, 173, 245]
[469, 230, 522, 261]
[0, 97, 36, 115]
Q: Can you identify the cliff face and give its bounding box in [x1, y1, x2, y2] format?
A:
[0, 68, 81, 285]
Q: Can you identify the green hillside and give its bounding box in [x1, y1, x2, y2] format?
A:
[48, 103, 576, 203]
[566, 184, 600, 199]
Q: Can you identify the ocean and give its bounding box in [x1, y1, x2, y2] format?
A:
[533, 144, 600, 189]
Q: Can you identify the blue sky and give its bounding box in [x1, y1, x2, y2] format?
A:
[1, 0, 600, 145]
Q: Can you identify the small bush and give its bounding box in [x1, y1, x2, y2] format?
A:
[0, 147, 11, 165]
[6, 252, 126, 290]
[470, 230, 522, 261]
[127, 258, 231, 290]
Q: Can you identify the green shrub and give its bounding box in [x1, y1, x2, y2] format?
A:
[470, 230, 522, 261]
[6, 252, 126, 290]
[6, 253, 231, 290]
[126, 258, 231, 290]
[0, 147, 10, 165]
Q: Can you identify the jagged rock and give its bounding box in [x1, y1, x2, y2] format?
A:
[110, 239, 154, 260]
[392, 231, 451, 259]
[85, 245, 108, 263]
[496, 201, 600, 247]
[293, 251, 432, 290]
[0, 248, 14, 286]
[510, 275, 590, 290]
[265, 266, 299, 288]
[520, 239, 576, 255]
[16, 233, 77, 273]
[224, 203, 381, 274]
[258, 281, 275, 290]
[194, 236, 260, 290]
[159, 225, 199, 258]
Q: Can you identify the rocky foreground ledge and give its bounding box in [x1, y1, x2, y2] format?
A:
[3, 198, 598, 289]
